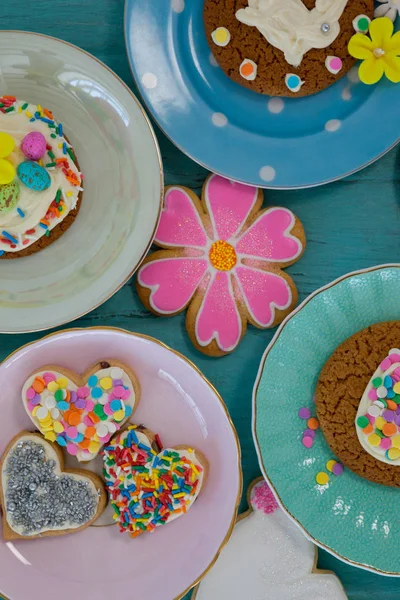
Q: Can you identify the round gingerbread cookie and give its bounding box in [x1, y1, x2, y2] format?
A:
[315, 321, 400, 487]
[204, 0, 374, 97]
[136, 174, 305, 357]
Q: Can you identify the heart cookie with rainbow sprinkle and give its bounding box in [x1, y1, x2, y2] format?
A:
[103, 425, 208, 537]
[137, 174, 305, 356]
[22, 360, 140, 462]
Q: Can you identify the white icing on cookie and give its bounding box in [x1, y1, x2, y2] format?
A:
[236, 0, 350, 67]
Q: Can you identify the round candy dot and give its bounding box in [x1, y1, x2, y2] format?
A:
[26, 387, 36, 400]
[66, 426, 78, 439]
[77, 386, 90, 398]
[77, 422, 86, 434]
[387, 400, 397, 411]
[393, 383, 400, 394]
[373, 400, 386, 409]
[53, 421, 64, 434]
[240, 58, 258, 81]
[113, 386, 126, 399]
[57, 401, 70, 411]
[44, 431, 57, 442]
[285, 73, 304, 92]
[110, 367, 123, 379]
[100, 377, 113, 390]
[307, 417, 319, 430]
[32, 378, 45, 393]
[67, 443, 78, 456]
[43, 372, 56, 384]
[75, 399, 86, 410]
[44, 396, 56, 410]
[88, 375, 98, 387]
[104, 403, 113, 416]
[383, 423, 397, 436]
[375, 416, 386, 430]
[380, 437, 392, 450]
[56, 435, 67, 447]
[377, 386, 388, 399]
[383, 410, 395, 422]
[98, 394, 108, 405]
[94, 404, 105, 417]
[302, 436, 314, 448]
[107, 421, 117, 434]
[121, 388, 131, 400]
[91, 387, 103, 399]
[110, 399, 122, 412]
[70, 391, 77, 404]
[113, 409, 125, 422]
[391, 435, 400, 448]
[380, 357, 392, 370]
[326, 460, 337, 472]
[88, 441, 100, 454]
[353, 15, 370, 33]
[48, 381, 59, 393]
[36, 406, 48, 420]
[85, 400, 95, 412]
[85, 426, 96, 439]
[68, 412, 81, 426]
[124, 405, 133, 418]
[357, 415, 369, 429]
[372, 377, 383, 388]
[388, 447, 400, 460]
[54, 389, 64, 402]
[315, 472, 329, 485]
[303, 428, 316, 439]
[211, 26, 231, 47]
[368, 405, 381, 418]
[298, 407, 311, 420]
[84, 415, 94, 427]
[384, 375, 393, 387]
[96, 423, 109, 438]
[368, 388, 378, 401]
[332, 463, 344, 476]
[75, 433, 84, 443]
[31, 394, 42, 407]
[368, 433, 381, 447]
[56, 377, 69, 389]
[0, 132, 15, 158]
[50, 408, 60, 419]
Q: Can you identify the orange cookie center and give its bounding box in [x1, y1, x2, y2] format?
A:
[209, 240, 237, 271]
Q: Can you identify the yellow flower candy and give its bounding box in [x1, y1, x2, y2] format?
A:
[348, 17, 400, 84]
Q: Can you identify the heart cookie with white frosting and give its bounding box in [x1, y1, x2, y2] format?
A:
[22, 360, 140, 462]
[103, 425, 208, 537]
[0, 431, 107, 541]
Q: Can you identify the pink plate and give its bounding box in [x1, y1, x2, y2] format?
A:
[0, 328, 241, 600]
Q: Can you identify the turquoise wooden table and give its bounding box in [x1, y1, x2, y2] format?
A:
[1, 1, 400, 599]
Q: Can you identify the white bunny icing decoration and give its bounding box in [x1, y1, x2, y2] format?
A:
[193, 479, 348, 600]
[236, 0, 350, 67]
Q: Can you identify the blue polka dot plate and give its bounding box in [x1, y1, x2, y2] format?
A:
[125, 1, 400, 189]
[253, 265, 400, 575]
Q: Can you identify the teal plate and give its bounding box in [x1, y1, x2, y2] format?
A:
[253, 265, 400, 575]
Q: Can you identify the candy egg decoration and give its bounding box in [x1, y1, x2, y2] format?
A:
[21, 131, 47, 161]
[0, 180, 20, 214]
[0, 132, 16, 185]
[17, 160, 51, 192]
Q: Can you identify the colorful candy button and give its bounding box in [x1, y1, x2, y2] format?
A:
[211, 27, 231, 47]
[240, 59, 258, 81]
[388, 448, 400, 460]
[298, 407, 311, 420]
[285, 73, 304, 93]
[326, 460, 336, 472]
[353, 14, 371, 34]
[315, 472, 329, 485]
[368, 433, 381, 447]
[325, 56, 343, 75]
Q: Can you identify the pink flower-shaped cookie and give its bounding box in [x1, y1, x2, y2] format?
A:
[137, 174, 305, 356]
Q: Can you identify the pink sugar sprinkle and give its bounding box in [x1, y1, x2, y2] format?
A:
[99, 433, 111, 443]
[85, 400, 94, 412]
[302, 436, 314, 449]
[113, 385, 125, 398]
[380, 438, 392, 450]
[104, 403, 113, 416]
[27, 401, 35, 412]
[367, 414, 376, 425]
[121, 388, 131, 400]
[108, 391, 116, 401]
[43, 372, 56, 384]
[390, 354, 400, 364]
[381, 357, 392, 370]
[251, 481, 279, 514]
[66, 443, 78, 456]
[26, 387, 35, 400]
[84, 415, 94, 427]
[394, 367, 400, 377]
[77, 386, 90, 399]
[330, 57, 342, 70]
[368, 388, 378, 401]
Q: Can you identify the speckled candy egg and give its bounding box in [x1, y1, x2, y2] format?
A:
[0, 180, 19, 214]
[17, 161, 51, 191]
[21, 131, 47, 161]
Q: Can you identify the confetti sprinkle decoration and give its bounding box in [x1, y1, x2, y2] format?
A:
[103, 426, 205, 537]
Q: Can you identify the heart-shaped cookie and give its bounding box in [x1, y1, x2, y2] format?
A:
[103, 425, 208, 537]
[22, 360, 140, 462]
[0, 431, 107, 540]
[356, 348, 400, 464]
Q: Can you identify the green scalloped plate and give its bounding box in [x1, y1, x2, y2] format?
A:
[253, 265, 400, 575]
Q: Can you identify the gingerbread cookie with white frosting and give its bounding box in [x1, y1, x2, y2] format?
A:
[204, 0, 374, 97]
[315, 321, 400, 487]
[0, 96, 83, 258]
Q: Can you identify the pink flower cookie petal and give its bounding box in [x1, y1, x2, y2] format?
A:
[250, 481, 278, 514]
[235, 266, 291, 327]
[155, 187, 208, 248]
[204, 174, 258, 241]
[138, 257, 208, 314]
[195, 272, 242, 352]
[236, 207, 302, 262]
